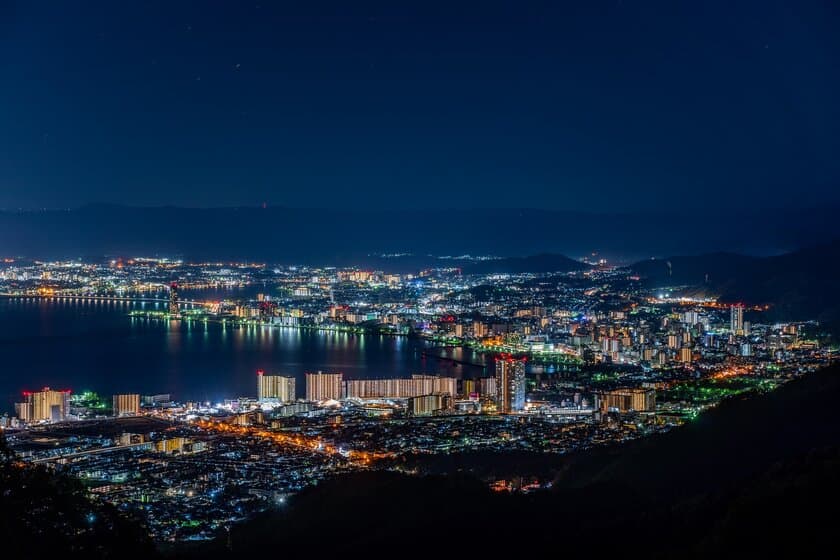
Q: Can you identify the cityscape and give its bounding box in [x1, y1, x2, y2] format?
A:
[2, 1, 839, 557]
[0, 256, 832, 542]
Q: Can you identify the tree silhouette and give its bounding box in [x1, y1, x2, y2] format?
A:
[0, 433, 157, 558]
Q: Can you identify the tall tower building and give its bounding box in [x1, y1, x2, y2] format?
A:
[730, 304, 744, 335]
[257, 370, 296, 402]
[113, 394, 141, 416]
[169, 282, 181, 318]
[305, 371, 343, 401]
[495, 356, 526, 413]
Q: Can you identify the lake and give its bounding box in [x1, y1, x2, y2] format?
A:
[0, 295, 489, 412]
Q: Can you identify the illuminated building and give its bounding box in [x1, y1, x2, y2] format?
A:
[479, 377, 497, 397]
[117, 433, 146, 446]
[341, 374, 456, 399]
[257, 370, 296, 402]
[495, 356, 526, 413]
[17, 387, 71, 423]
[602, 338, 619, 353]
[113, 393, 141, 416]
[142, 394, 171, 406]
[680, 347, 693, 363]
[14, 402, 32, 423]
[273, 402, 313, 418]
[413, 374, 456, 397]
[169, 282, 180, 317]
[598, 388, 655, 413]
[156, 437, 187, 454]
[408, 393, 453, 416]
[461, 379, 476, 397]
[730, 304, 744, 335]
[682, 310, 699, 325]
[345, 312, 379, 324]
[305, 371, 343, 401]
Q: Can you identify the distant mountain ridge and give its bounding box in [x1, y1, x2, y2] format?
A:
[0, 204, 838, 262]
[462, 253, 590, 274]
[630, 240, 840, 323]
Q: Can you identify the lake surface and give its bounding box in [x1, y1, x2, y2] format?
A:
[0, 295, 489, 413]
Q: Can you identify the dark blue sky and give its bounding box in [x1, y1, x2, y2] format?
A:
[1, 1, 838, 210]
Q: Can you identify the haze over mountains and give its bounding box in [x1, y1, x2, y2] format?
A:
[631, 240, 840, 324]
[0, 204, 837, 262]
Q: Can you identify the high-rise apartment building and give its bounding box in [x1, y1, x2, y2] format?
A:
[341, 374, 456, 399]
[16, 387, 71, 423]
[257, 370, 296, 402]
[598, 388, 656, 413]
[730, 304, 744, 335]
[495, 356, 526, 413]
[169, 282, 180, 317]
[305, 371, 343, 401]
[682, 310, 700, 325]
[473, 321, 487, 338]
[113, 393, 140, 416]
[407, 393, 453, 416]
[412, 374, 456, 397]
[479, 377, 497, 397]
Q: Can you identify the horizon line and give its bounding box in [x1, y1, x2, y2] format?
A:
[2, 202, 839, 214]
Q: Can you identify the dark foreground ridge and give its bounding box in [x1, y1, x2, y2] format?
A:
[0, 438, 156, 558]
[2, 365, 838, 558]
[180, 364, 840, 558]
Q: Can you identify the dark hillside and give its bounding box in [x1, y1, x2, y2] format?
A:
[631, 240, 840, 323]
[183, 364, 840, 558]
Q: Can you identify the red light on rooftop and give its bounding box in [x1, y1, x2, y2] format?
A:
[495, 352, 526, 363]
[257, 369, 264, 376]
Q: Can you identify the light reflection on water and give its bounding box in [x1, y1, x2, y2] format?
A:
[0, 295, 487, 411]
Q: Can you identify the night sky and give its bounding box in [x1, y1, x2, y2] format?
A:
[1, 1, 838, 211]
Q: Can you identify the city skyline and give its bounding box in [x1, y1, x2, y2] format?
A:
[2, 249, 834, 552]
[2, 1, 838, 555]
